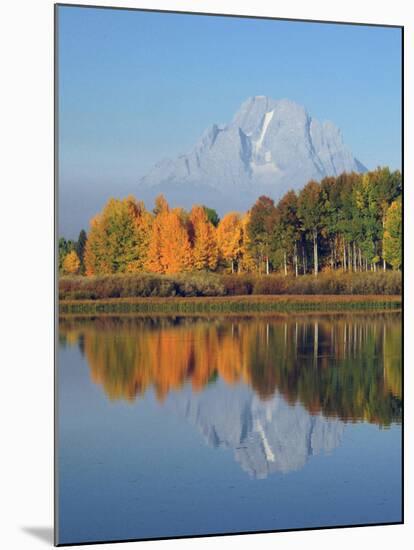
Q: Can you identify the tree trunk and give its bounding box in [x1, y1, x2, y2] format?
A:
[302, 244, 307, 275]
[353, 242, 357, 272]
[343, 241, 347, 271]
[284, 252, 287, 276]
[313, 230, 318, 277]
[231, 259, 234, 274]
[266, 256, 269, 276]
[294, 243, 298, 277]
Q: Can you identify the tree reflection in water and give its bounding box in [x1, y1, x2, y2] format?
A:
[59, 313, 401, 427]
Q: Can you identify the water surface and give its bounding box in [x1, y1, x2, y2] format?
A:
[57, 312, 402, 544]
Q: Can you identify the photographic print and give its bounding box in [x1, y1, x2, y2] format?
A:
[56, 4, 403, 546]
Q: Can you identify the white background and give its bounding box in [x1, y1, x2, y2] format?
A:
[0, 1, 412, 549]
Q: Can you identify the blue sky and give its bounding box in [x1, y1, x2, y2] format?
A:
[58, 5, 402, 236]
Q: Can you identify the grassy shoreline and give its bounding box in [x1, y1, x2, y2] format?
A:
[59, 294, 401, 316]
[59, 271, 401, 302]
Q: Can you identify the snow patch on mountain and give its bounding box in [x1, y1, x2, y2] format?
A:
[254, 110, 274, 153]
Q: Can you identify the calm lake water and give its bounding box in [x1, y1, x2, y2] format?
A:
[57, 312, 402, 545]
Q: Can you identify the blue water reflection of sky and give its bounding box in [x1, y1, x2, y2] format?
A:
[57, 342, 401, 545]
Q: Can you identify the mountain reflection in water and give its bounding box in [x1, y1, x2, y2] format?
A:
[164, 382, 344, 478]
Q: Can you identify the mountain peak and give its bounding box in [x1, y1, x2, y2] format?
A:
[138, 96, 366, 214]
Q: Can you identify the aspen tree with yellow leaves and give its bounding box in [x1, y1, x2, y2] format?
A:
[62, 250, 81, 275]
[145, 194, 168, 272]
[161, 209, 193, 274]
[146, 197, 192, 274]
[126, 199, 153, 272]
[145, 212, 164, 273]
[84, 214, 111, 276]
[239, 212, 256, 272]
[217, 212, 243, 273]
[84, 196, 152, 276]
[189, 205, 218, 271]
[383, 198, 402, 271]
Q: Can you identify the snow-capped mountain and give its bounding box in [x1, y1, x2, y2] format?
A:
[165, 380, 344, 479]
[138, 95, 366, 213]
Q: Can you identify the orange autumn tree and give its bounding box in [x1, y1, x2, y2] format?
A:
[217, 212, 243, 273]
[126, 200, 153, 273]
[239, 212, 256, 272]
[84, 213, 111, 276]
[146, 196, 192, 273]
[189, 205, 218, 271]
[162, 208, 193, 273]
[145, 196, 168, 273]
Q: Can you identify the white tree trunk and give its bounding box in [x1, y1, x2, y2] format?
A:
[353, 241, 357, 272]
[302, 244, 307, 274]
[294, 243, 298, 277]
[343, 241, 347, 271]
[313, 230, 318, 276]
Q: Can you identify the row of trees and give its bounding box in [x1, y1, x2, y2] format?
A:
[59, 167, 402, 277]
[248, 167, 402, 275]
